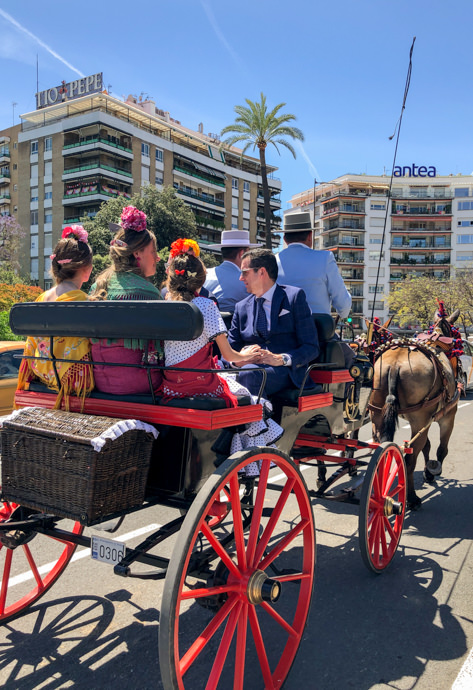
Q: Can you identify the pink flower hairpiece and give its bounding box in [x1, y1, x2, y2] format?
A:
[120, 206, 147, 232]
[57, 258, 72, 265]
[110, 238, 128, 247]
[62, 224, 88, 243]
[50, 254, 56, 260]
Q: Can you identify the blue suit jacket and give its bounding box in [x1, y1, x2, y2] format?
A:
[228, 284, 320, 388]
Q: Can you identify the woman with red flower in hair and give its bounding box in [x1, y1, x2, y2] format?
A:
[17, 225, 95, 409]
[89, 205, 164, 395]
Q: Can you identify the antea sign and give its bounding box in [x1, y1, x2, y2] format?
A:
[393, 165, 437, 178]
[36, 73, 103, 109]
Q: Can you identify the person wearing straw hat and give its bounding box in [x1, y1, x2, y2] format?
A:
[276, 212, 352, 318]
[204, 230, 259, 313]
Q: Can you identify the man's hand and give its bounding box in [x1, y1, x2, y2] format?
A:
[258, 349, 285, 367]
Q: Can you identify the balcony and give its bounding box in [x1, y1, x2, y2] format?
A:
[257, 191, 281, 208]
[63, 181, 132, 205]
[390, 254, 451, 266]
[0, 194, 11, 205]
[173, 183, 225, 208]
[333, 253, 364, 264]
[351, 300, 364, 314]
[0, 148, 10, 165]
[390, 190, 453, 200]
[174, 164, 225, 189]
[0, 169, 10, 185]
[63, 159, 133, 179]
[340, 269, 364, 281]
[390, 270, 450, 281]
[63, 135, 133, 156]
[323, 202, 365, 216]
[326, 222, 365, 232]
[391, 239, 451, 250]
[392, 204, 452, 216]
[324, 235, 364, 249]
[194, 213, 225, 230]
[391, 224, 452, 233]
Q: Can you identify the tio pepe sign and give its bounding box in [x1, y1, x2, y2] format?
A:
[36, 72, 103, 109]
[393, 165, 437, 178]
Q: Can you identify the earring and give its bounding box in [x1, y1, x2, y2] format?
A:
[136, 256, 141, 267]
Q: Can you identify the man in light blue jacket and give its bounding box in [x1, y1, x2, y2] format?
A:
[204, 230, 259, 313]
[276, 212, 352, 318]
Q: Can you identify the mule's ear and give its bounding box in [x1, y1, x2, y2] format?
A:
[447, 309, 460, 324]
[383, 315, 393, 329]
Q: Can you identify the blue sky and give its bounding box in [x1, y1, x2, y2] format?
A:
[1, 0, 472, 208]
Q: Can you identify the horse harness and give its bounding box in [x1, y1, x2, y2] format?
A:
[367, 336, 459, 416]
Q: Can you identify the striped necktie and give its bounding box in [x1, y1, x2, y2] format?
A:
[255, 297, 268, 339]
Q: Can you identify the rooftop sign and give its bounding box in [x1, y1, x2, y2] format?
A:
[393, 165, 437, 178]
[36, 72, 103, 109]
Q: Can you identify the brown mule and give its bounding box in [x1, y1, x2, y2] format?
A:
[369, 309, 460, 510]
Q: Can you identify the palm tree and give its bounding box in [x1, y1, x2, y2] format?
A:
[221, 93, 304, 249]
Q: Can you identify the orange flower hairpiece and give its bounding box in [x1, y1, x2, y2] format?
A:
[169, 238, 200, 258]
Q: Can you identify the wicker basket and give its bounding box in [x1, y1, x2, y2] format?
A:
[1, 408, 156, 526]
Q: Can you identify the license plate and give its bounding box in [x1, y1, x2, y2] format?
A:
[91, 535, 126, 565]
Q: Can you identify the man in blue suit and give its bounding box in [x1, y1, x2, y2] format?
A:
[228, 248, 319, 397]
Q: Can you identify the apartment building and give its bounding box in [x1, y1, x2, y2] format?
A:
[286, 171, 473, 328]
[1, 72, 281, 287]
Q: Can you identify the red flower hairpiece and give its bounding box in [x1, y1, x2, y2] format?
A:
[169, 238, 200, 258]
[62, 224, 88, 243]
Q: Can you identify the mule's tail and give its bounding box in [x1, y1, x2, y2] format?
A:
[380, 366, 400, 441]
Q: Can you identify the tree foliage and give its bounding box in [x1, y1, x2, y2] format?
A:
[221, 93, 304, 249]
[0, 216, 27, 279]
[0, 283, 42, 312]
[82, 185, 220, 285]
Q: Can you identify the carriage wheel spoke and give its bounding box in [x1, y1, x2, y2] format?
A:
[259, 518, 308, 571]
[234, 602, 248, 690]
[180, 595, 239, 677]
[200, 521, 241, 580]
[248, 604, 273, 688]
[383, 460, 400, 495]
[205, 600, 242, 690]
[0, 548, 13, 615]
[379, 520, 389, 560]
[246, 460, 270, 567]
[383, 516, 396, 543]
[24, 544, 44, 589]
[260, 600, 298, 638]
[254, 478, 295, 565]
[229, 474, 246, 571]
[273, 571, 310, 583]
[180, 583, 241, 601]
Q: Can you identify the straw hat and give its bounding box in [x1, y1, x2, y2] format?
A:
[207, 230, 260, 251]
[282, 212, 314, 233]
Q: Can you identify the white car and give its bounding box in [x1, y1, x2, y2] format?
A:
[460, 340, 473, 391]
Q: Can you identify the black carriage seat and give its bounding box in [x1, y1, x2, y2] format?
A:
[10, 301, 253, 412]
[312, 313, 345, 368]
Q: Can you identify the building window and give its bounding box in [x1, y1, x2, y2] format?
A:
[44, 212, 53, 224]
[243, 200, 250, 211]
[141, 143, 150, 157]
[458, 202, 473, 211]
[44, 137, 52, 152]
[30, 235, 38, 256]
[44, 161, 52, 177]
[232, 197, 238, 210]
[13, 184, 17, 191]
[231, 215, 238, 228]
[44, 233, 52, 254]
[31, 141, 38, 155]
[454, 188, 469, 197]
[458, 235, 473, 244]
[243, 181, 250, 193]
[369, 251, 384, 261]
[370, 235, 382, 244]
[30, 163, 38, 180]
[30, 188, 38, 202]
[13, 142, 17, 149]
[30, 210, 38, 225]
[369, 284, 384, 293]
[458, 253, 473, 261]
[369, 217, 384, 227]
[232, 178, 238, 190]
[243, 219, 250, 230]
[458, 220, 473, 227]
[44, 280, 52, 290]
[13, 164, 17, 170]
[368, 300, 384, 310]
[368, 266, 384, 277]
[156, 148, 163, 162]
[370, 201, 386, 210]
[30, 258, 38, 275]
[44, 185, 52, 200]
[155, 174, 163, 186]
[141, 165, 150, 184]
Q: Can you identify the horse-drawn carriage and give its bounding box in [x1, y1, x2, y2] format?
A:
[0, 300, 410, 689]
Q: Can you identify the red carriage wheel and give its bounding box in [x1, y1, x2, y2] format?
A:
[358, 442, 406, 573]
[159, 448, 316, 689]
[0, 499, 83, 623]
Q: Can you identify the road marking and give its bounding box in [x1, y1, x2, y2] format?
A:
[8, 523, 161, 588]
[452, 647, 473, 689]
[271, 464, 312, 483]
[458, 402, 471, 409]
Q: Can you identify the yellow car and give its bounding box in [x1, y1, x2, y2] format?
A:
[0, 341, 25, 416]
